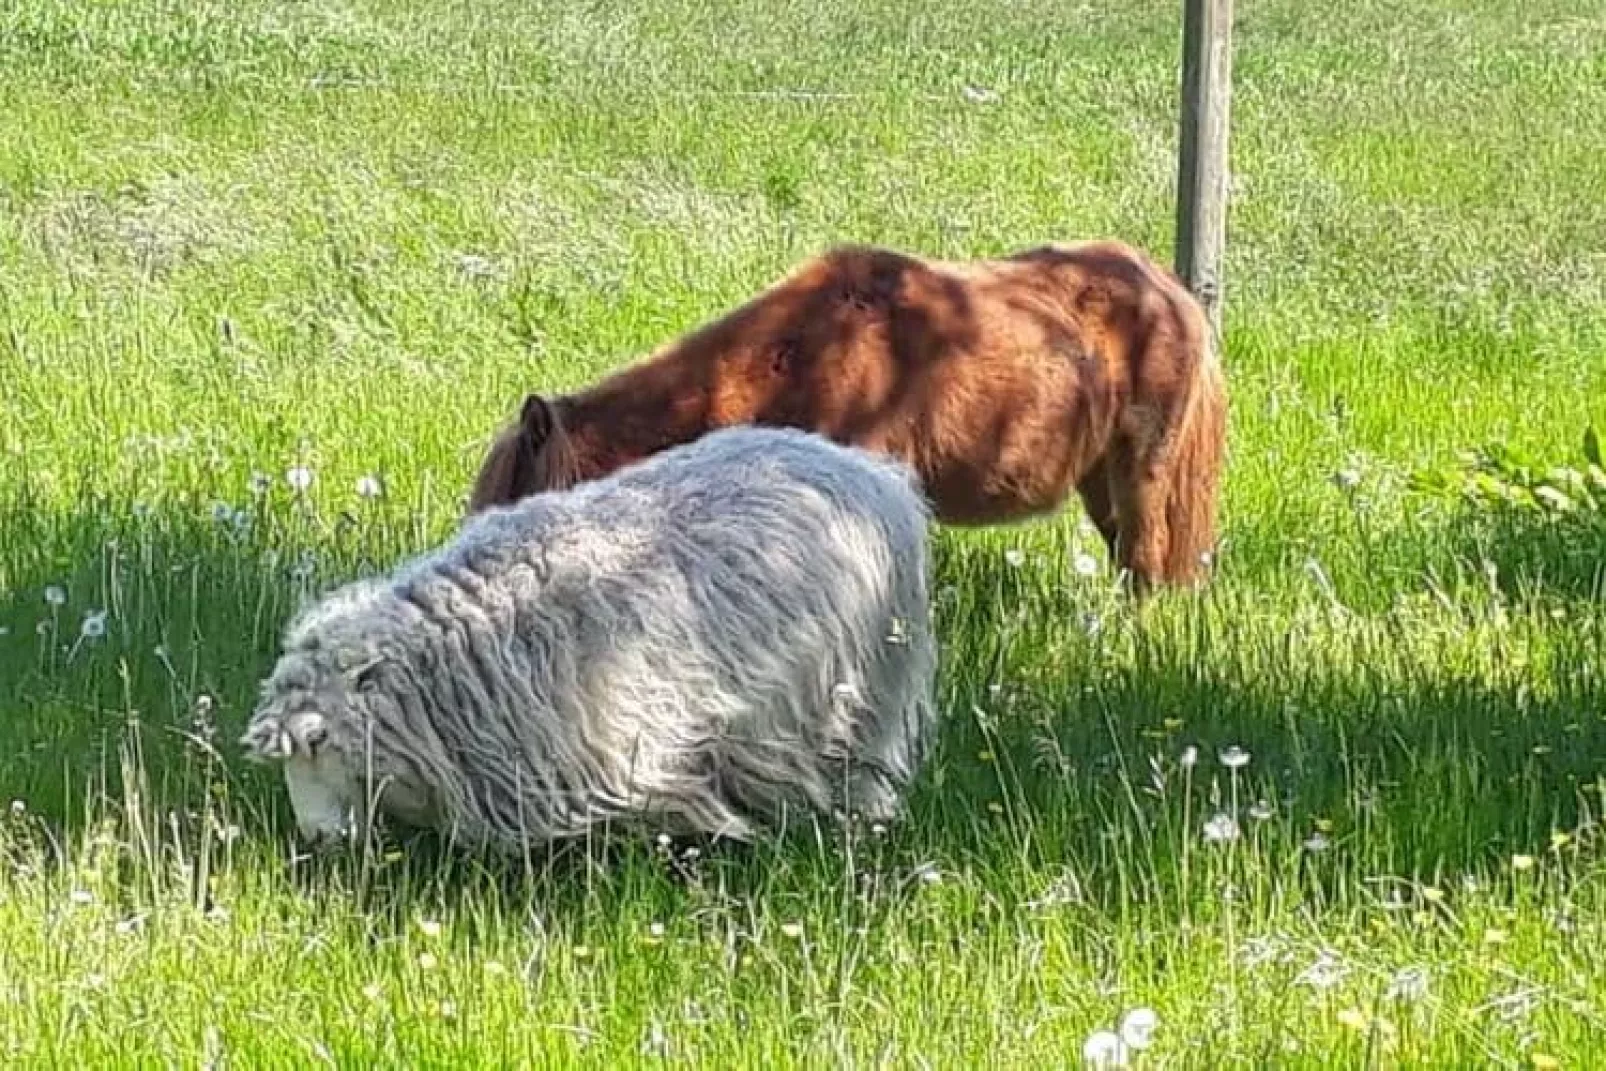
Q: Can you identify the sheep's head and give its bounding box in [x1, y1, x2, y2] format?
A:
[241, 645, 378, 850]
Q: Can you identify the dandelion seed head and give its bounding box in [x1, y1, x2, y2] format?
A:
[9, 799, 24, 817]
[355, 475, 383, 499]
[1218, 745, 1251, 770]
[1295, 949, 1348, 990]
[417, 951, 439, 970]
[647, 921, 665, 938]
[1119, 1007, 1158, 1051]
[1082, 1029, 1129, 1068]
[44, 585, 67, 607]
[79, 609, 108, 640]
[248, 472, 271, 495]
[211, 501, 234, 523]
[1385, 965, 1429, 1003]
[1203, 812, 1239, 843]
[417, 918, 442, 939]
[1303, 832, 1331, 853]
[1248, 799, 1274, 820]
[1179, 745, 1199, 769]
[362, 982, 382, 1001]
[1004, 548, 1026, 568]
[285, 465, 314, 492]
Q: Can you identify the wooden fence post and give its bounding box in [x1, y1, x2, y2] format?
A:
[1174, 0, 1235, 337]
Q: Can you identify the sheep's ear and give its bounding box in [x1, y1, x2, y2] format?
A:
[286, 711, 330, 757]
[345, 654, 383, 691]
[519, 393, 557, 447]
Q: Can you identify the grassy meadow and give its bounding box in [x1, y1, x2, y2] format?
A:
[3, 0, 1606, 1064]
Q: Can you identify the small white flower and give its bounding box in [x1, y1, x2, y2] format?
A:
[355, 475, 383, 499]
[1218, 745, 1251, 770]
[655, 833, 672, 849]
[1072, 551, 1099, 577]
[647, 921, 665, 938]
[80, 610, 108, 640]
[44, 585, 67, 607]
[1203, 812, 1240, 843]
[780, 922, 804, 939]
[1004, 548, 1025, 568]
[1248, 799, 1274, 820]
[0, 626, 9, 637]
[9, 799, 24, 817]
[1082, 1029, 1129, 1068]
[961, 85, 1000, 104]
[69, 889, 94, 906]
[870, 822, 887, 837]
[417, 918, 443, 939]
[417, 951, 439, 970]
[1303, 832, 1331, 853]
[1179, 746, 1199, 769]
[362, 982, 383, 1001]
[456, 252, 499, 280]
[285, 465, 314, 492]
[1334, 467, 1362, 490]
[438, 999, 457, 1020]
[1119, 1007, 1158, 1051]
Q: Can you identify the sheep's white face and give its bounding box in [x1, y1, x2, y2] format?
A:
[242, 703, 363, 851]
[277, 712, 361, 847]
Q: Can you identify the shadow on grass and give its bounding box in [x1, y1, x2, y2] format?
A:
[2, 500, 1601, 931]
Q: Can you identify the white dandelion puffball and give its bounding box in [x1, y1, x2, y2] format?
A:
[1004, 548, 1026, 568]
[1203, 812, 1240, 843]
[1179, 745, 1199, 769]
[356, 475, 383, 499]
[1218, 745, 1251, 770]
[44, 585, 67, 607]
[1119, 1007, 1159, 1051]
[285, 465, 314, 492]
[80, 610, 108, 640]
[1072, 550, 1099, 577]
[1082, 1029, 1129, 1068]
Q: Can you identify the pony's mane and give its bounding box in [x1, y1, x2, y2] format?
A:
[467, 402, 583, 513]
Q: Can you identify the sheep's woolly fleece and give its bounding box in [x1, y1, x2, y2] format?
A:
[242, 426, 939, 850]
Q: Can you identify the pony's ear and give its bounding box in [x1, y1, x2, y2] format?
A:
[519, 393, 558, 447]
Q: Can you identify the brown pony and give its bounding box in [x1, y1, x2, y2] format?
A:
[467, 239, 1227, 595]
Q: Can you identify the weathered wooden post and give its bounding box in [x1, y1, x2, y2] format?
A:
[1174, 0, 1235, 336]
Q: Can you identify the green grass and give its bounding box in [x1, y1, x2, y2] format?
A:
[3, 0, 1606, 1065]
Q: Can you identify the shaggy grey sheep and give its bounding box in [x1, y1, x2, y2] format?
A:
[241, 425, 938, 851]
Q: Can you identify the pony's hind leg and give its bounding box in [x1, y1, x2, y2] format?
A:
[1075, 458, 1123, 564]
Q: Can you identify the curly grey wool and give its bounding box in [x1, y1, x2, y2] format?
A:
[241, 425, 939, 850]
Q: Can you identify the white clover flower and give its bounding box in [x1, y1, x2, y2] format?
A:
[80, 610, 108, 640]
[1203, 812, 1240, 844]
[355, 475, 383, 499]
[285, 465, 314, 493]
[1072, 550, 1099, 577]
[1082, 1029, 1129, 1068]
[44, 585, 67, 607]
[1218, 745, 1251, 770]
[1119, 1007, 1158, 1051]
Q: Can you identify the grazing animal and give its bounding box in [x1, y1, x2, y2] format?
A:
[241, 426, 939, 852]
[468, 239, 1227, 595]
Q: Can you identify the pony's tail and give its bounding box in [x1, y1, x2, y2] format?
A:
[1161, 303, 1228, 586]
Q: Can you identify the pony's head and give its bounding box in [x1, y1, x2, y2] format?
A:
[467, 393, 581, 515]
